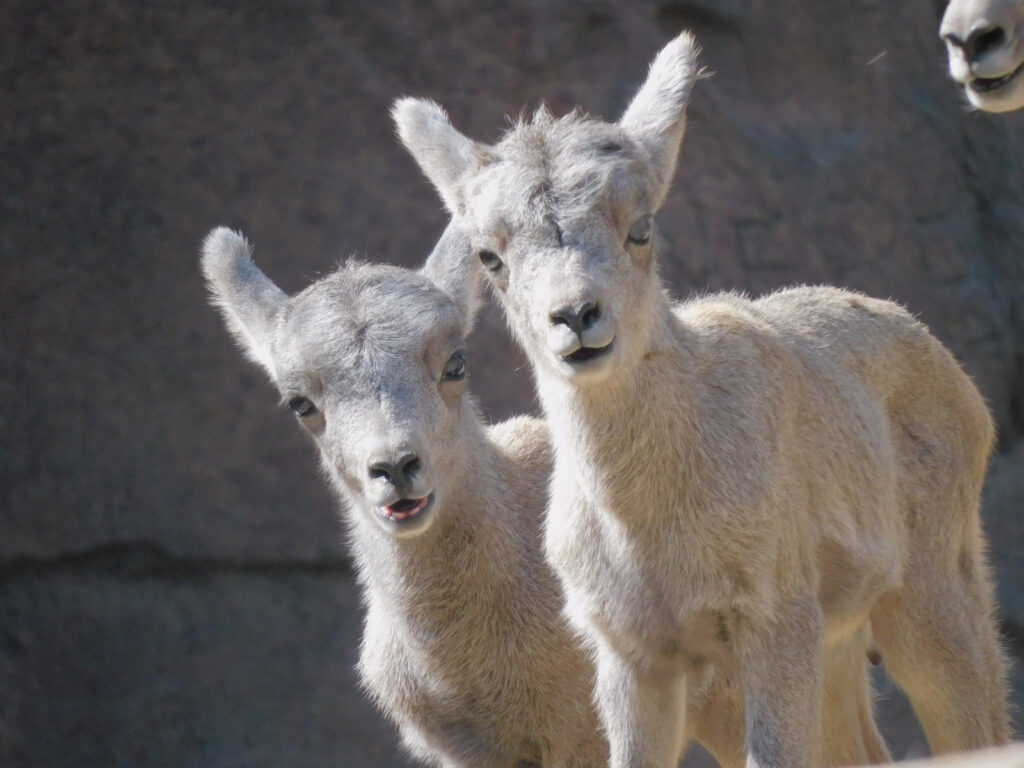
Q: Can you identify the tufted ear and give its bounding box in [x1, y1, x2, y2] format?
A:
[420, 221, 481, 335]
[200, 227, 286, 379]
[392, 97, 485, 214]
[618, 32, 702, 208]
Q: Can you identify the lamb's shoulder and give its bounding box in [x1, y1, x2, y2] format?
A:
[667, 290, 858, 494]
[672, 291, 795, 396]
[677, 285, 913, 342]
[675, 290, 780, 346]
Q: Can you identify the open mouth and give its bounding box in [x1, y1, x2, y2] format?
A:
[380, 493, 434, 522]
[563, 341, 613, 364]
[970, 60, 1024, 93]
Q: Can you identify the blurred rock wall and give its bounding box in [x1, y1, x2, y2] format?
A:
[2, 1, 1021, 765]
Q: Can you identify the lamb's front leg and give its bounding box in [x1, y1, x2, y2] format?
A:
[594, 639, 688, 768]
[733, 596, 825, 768]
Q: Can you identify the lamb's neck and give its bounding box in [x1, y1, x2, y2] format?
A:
[348, 417, 520, 626]
[541, 301, 701, 519]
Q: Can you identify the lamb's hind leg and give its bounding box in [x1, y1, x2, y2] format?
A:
[869, 540, 1010, 752]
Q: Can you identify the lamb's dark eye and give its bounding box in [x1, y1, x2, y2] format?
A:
[288, 396, 317, 417]
[626, 215, 653, 246]
[442, 352, 467, 382]
[478, 250, 503, 271]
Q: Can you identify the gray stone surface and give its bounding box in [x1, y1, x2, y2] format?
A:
[2, 0, 1022, 765]
[0, 553, 413, 768]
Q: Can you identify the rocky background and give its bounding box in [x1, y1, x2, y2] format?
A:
[2, 1, 1022, 766]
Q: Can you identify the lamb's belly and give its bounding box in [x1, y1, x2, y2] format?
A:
[562, 576, 733, 677]
[817, 537, 903, 646]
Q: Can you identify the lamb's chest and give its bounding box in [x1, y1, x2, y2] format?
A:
[549, 499, 734, 674]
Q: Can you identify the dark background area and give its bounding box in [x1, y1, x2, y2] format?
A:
[2, 1, 1022, 766]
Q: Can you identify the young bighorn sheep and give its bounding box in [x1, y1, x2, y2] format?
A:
[200, 225, 606, 767]
[941, 0, 1024, 112]
[394, 31, 1011, 768]
[200, 226, 758, 767]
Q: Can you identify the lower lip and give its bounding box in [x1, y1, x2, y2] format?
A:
[562, 342, 614, 366]
[970, 60, 1024, 93]
[380, 494, 433, 522]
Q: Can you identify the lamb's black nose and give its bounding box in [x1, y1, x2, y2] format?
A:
[550, 300, 600, 337]
[368, 452, 421, 492]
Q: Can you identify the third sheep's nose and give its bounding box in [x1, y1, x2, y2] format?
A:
[947, 23, 1007, 64]
[966, 25, 1006, 62]
[549, 300, 601, 337]
[368, 452, 421, 487]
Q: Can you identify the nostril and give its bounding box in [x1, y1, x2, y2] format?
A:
[400, 455, 421, 479]
[969, 26, 1005, 59]
[580, 302, 600, 329]
[368, 463, 393, 484]
[550, 309, 573, 328]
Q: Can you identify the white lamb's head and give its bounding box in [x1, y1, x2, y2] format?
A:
[940, 0, 1024, 112]
[393, 32, 701, 387]
[201, 225, 480, 539]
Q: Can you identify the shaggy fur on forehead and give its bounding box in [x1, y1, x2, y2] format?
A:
[483, 106, 646, 224]
[278, 261, 459, 374]
[291, 261, 453, 328]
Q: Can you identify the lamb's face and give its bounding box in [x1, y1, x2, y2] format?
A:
[941, 0, 1024, 112]
[393, 32, 700, 390]
[271, 267, 471, 538]
[460, 119, 663, 388]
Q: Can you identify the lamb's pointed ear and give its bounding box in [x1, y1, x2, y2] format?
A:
[393, 97, 482, 214]
[420, 221, 481, 335]
[201, 227, 287, 379]
[618, 32, 701, 207]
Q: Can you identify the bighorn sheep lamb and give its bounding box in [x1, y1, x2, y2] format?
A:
[393, 31, 1010, 768]
[201, 226, 758, 767]
[200, 225, 606, 767]
[941, 0, 1024, 112]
